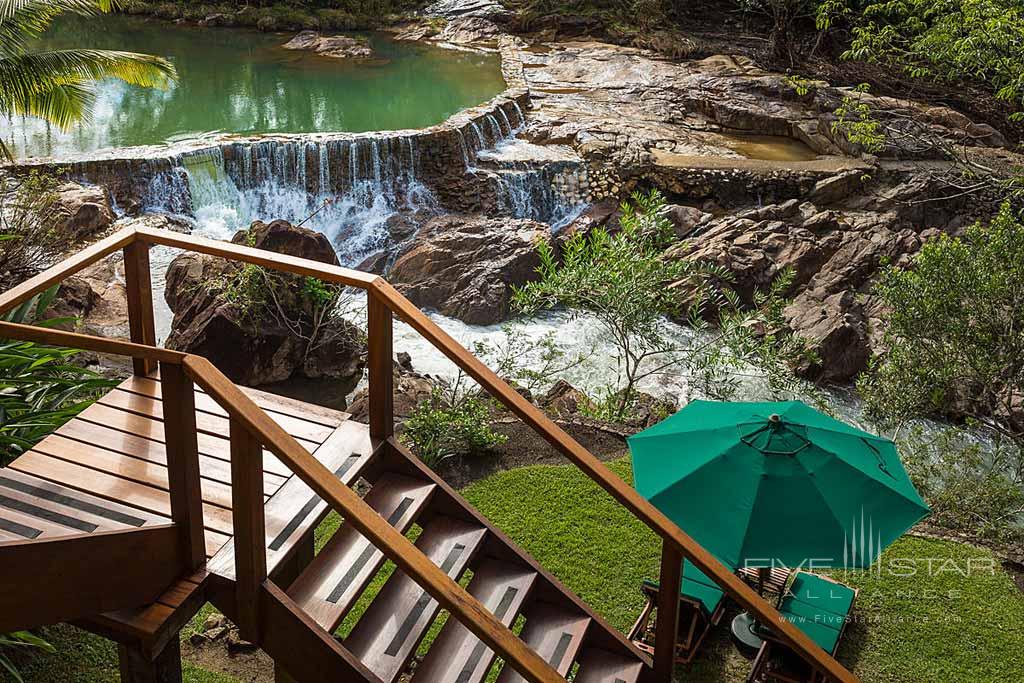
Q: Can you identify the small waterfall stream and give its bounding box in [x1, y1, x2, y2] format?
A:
[145, 135, 439, 266]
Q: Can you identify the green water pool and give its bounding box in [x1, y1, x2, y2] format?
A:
[3, 15, 506, 159]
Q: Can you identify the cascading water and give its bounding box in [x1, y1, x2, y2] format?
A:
[145, 135, 437, 265]
[470, 122, 486, 149]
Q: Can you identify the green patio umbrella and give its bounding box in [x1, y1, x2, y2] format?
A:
[628, 400, 929, 569]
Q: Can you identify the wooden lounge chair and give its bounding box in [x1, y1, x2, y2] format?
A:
[628, 559, 727, 664]
[747, 571, 858, 683]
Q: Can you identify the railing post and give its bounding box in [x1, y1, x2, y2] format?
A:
[123, 239, 157, 376]
[367, 291, 394, 442]
[160, 362, 206, 570]
[230, 417, 267, 643]
[654, 541, 683, 683]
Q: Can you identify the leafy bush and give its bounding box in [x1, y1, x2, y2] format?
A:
[401, 387, 507, 468]
[514, 189, 814, 421]
[0, 173, 75, 291]
[859, 203, 1024, 441]
[831, 83, 887, 152]
[1, 631, 55, 683]
[0, 288, 117, 466]
[472, 327, 587, 398]
[898, 425, 1024, 544]
[819, 0, 1024, 121]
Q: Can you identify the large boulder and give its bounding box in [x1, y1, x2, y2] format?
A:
[49, 256, 129, 340]
[164, 220, 364, 404]
[53, 182, 114, 241]
[438, 16, 502, 45]
[783, 289, 872, 383]
[668, 192, 972, 382]
[388, 214, 552, 325]
[282, 31, 372, 59]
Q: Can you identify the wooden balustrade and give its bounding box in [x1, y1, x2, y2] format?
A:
[654, 543, 683, 681]
[229, 416, 268, 643]
[367, 291, 395, 442]
[0, 226, 858, 683]
[160, 362, 206, 569]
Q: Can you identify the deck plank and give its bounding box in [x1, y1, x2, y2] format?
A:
[120, 376, 348, 432]
[129, 373, 348, 428]
[64, 408, 293, 478]
[10, 452, 235, 536]
[0, 469, 169, 529]
[42, 426, 285, 495]
[87, 396, 324, 452]
[101, 388, 336, 445]
[31, 434, 275, 510]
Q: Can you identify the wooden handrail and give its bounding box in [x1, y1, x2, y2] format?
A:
[367, 281, 855, 682]
[134, 226, 379, 288]
[0, 226, 856, 681]
[182, 355, 565, 683]
[0, 320, 185, 363]
[0, 227, 136, 314]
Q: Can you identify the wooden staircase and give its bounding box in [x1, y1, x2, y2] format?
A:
[0, 225, 859, 683]
[268, 438, 646, 683]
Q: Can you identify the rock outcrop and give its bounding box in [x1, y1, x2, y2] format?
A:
[388, 214, 552, 325]
[283, 31, 372, 59]
[664, 175, 981, 382]
[164, 220, 364, 403]
[438, 16, 503, 45]
[54, 182, 114, 241]
[424, 0, 511, 21]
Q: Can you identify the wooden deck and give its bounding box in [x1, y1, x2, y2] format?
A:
[0, 372, 353, 560]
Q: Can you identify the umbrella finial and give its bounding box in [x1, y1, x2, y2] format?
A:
[768, 413, 781, 424]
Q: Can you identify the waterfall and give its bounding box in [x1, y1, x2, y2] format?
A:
[486, 114, 503, 141]
[497, 108, 513, 136]
[455, 129, 471, 169]
[318, 143, 330, 194]
[141, 135, 437, 265]
[470, 122, 485, 149]
[406, 137, 416, 183]
[512, 101, 526, 128]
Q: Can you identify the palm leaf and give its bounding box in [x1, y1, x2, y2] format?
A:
[0, 0, 176, 161]
[0, 1, 121, 57]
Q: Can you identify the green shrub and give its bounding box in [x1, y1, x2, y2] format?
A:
[1, 631, 55, 683]
[401, 388, 507, 468]
[0, 288, 117, 466]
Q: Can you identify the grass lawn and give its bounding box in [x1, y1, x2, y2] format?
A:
[6, 624, 235, 683]
[9, 456, 1024, 682]
[462, 457, 1024, 683]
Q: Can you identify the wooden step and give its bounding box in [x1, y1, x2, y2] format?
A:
[207, 421, 374, 579]
[495, 602, 590, 683]
[412, 559, 537, 683]
[288, 472, 437, 631]
[574, 648, 645, 683]
[345, 517, 487, 682]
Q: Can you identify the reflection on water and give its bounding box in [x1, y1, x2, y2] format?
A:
[2, 15, 505, 159]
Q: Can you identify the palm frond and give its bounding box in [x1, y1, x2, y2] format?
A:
[0, 1, 121, 56]
[0, 49, 175, 126]
[4, 78, 93, 128]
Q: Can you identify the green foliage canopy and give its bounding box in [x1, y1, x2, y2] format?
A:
[859, 203, 1024, 440]
[819, 0, 1024, 120]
